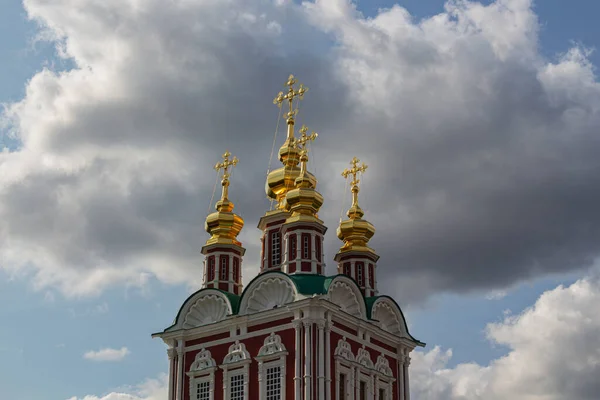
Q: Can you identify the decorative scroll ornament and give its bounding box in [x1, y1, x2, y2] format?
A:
[356, 347, 374, 369]
[375, 354, 393, 377]
[334, 337, 355, 362]
[257, 333, 287, 357]
[222, 341, 251, 365]
[190, 348, 217, 372]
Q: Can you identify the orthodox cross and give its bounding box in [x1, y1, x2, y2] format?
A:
[214, 151, 239, 200]
[342, 157, 368, 187]
[295, 125, 318, 177]
[273, 74, 308, 119]
[342, 157, 368, 210]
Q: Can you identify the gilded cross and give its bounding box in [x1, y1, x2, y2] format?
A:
[273, 74, 308, 119]
[342, 157, 368, 212]
[342, 157, 368, 187]
[295, 125, 318, 153]
[214, 151, 239, 200]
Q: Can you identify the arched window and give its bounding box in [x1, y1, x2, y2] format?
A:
[302, 233, 310, 259]
[220, 341, 251, 400]
[271, 231, 281, 267]
[256, 333, 288, 400]
[207, 257, 215, 282]
[220, 256, 228, 281]
[315, 236, 321, 262]
[187, 348, 216, 400]
[368, 264, 375, 289]
[289, 235, 297, 261]
[233, 258, 240, 282]
[356, 262, 364, 287]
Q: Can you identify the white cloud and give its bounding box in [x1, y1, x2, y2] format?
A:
[411, 274, 600, 399]
[1, 0, 600, 303]
[83, 347, 130, 362]
[66, 374, 167, 400]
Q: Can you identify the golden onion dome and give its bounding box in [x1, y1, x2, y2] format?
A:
[205, 152, 244, 246]
[267, 74, 314, 210]
[336, 157, 376, 255]
[284, 133, 324, 222]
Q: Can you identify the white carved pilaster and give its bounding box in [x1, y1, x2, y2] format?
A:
[167, 348, 176, 400]
[317, 320, 326, 400]
[303, 320, 312, 400]
[325, 320, 331, 400]
[176, 342, 184, 400]
[293, 320, 302, 400]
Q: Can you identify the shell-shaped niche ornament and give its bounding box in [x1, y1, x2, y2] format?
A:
[246, 277, 295, 314]
[372, 300, 404, 336]
[183, 294, 229, 328]
[329, 281, 363, 318]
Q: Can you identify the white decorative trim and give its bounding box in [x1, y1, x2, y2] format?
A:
[187, 349, 217, 400]
[334, 337, 355, 362]
[375, 354, 393, 377]
[356, 347, 374, 369]
[239, 274, 297, 315]
[256, 333, 288, 400]
[183, 294, 229, 329]
[327, 277, 366, 319]
[371, 299, 406, 337]
[257, 332, 288, 358]
[220, 341, 251, 400]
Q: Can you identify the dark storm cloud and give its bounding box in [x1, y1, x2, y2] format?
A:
[1, 0, 600, 302]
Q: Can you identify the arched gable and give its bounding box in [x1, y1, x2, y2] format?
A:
[238, 272, 298, 315]
[166, 288, 234, 331]
[326, 275, 367, 319]
[370, 296, 408, 337]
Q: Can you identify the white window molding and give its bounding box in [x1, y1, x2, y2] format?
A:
[255, 333, 288, 400]
[187, 348, 217, 400]
[334, 338, 355, 400]
[374, 354, 395, 400]
[220, 341, 251, 400]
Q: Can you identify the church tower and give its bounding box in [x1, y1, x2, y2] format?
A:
[335, 157, 379, 297]
[202, 151, 245, 295]
[153, 74, 424, 400]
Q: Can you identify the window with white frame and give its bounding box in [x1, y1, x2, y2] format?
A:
[220, 341, 251, 400]
[195, 379, 210, 400]
[187, 348, 216, 400]
[359, 381, 367, 400]
[266, 365, 282, 400]
[256, 333, 288, 400]
[230, 373, 245, 400]
[334, 338, 355, 400]
[374, 354, 395, 400]
[356, 262, 364, 286]
[220, 256, 228, 280]
[302, 234, 309, 259]
[271, 231, 281, 266]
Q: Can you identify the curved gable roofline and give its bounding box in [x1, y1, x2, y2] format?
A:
[368, 295, 425, 347]
[237, 271, 300, 314]
[325, 274, 369, 320]
[161, 288, 239, 333]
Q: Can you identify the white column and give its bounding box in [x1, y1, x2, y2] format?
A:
[294, 320, 302, 400]
[295, 232, 300, 261]
[404, 355, 411, 400]
[167, 348, 176, 400]
[325, 320, 332, 400]
[304, 320, 313, 400]
[176, 341, 184, 400]
[317, 320, 326, 400]
[397, 348, 405, 400]
[229, 254, 234, 292]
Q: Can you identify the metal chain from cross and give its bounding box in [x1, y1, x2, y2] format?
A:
[273, 74, 308, 119]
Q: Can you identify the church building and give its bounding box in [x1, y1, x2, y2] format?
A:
[152, 75, 425, 400]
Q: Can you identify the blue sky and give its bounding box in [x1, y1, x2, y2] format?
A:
[2, 1, 600, 399]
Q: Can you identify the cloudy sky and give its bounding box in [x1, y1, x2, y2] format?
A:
[1, 0, 600, 398]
